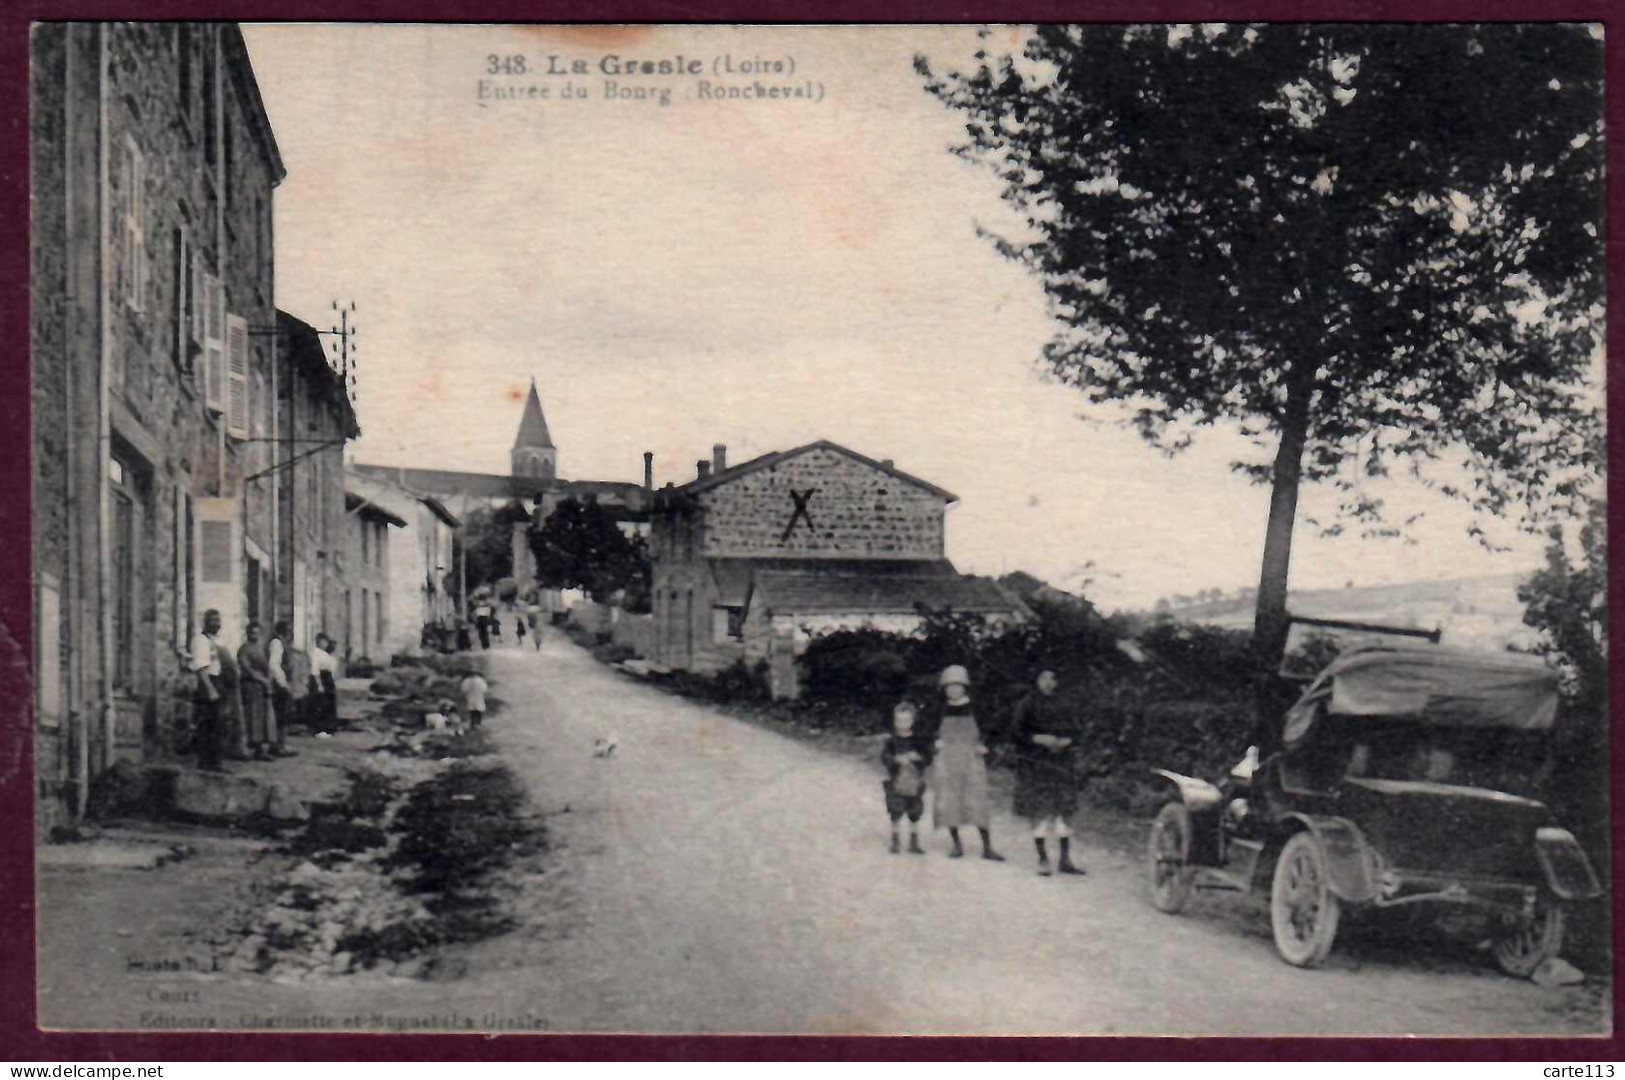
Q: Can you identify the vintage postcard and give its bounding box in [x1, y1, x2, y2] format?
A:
[27, 22, 1609, 1037]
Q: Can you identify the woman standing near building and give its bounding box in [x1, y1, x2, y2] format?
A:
[237, 621, 274, 760]
[930, 665, 1003, 861]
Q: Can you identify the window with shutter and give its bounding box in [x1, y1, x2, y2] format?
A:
[171, 223, 196, 374]
[226, 313, 250, 438]
[202, 272, 224, 413]
[122, 137, 147, 313]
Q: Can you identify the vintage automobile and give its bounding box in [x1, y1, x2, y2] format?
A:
[1146, 643, 1603, 973]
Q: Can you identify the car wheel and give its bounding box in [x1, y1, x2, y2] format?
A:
[1492, 893, 1566, 978]
[1270, 830, 1341, 967]
[1147, 801, 1195, 914]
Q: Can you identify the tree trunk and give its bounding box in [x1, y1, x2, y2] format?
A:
[1247, 383, 1313, 752]
[1253, 381, 1314, 672]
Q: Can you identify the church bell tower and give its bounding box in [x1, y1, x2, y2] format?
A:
[511, 377, 557, 482]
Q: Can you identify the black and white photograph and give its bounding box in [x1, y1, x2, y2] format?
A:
[25, 21, 1609, 1038]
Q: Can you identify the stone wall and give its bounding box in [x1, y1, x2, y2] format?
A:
[30, 24, 286, 828]
[698, 448, 946, 559]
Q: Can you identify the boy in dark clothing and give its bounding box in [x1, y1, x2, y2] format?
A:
[881, 702, 933, 855]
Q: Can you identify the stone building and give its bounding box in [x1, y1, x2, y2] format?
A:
[30, 23, 314, 831]
[342, 481, 405, 664]
[647, 440, 1026, 694]
[276, 310, 359, 651]
[344, 469, 462, 657]
[351, 378, 650, 598]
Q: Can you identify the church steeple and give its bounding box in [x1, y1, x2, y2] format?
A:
[511, 377, 557, 481]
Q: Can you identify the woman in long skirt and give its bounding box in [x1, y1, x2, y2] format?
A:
[930, 665, 1003, 861]
[237, 621, 274, 760]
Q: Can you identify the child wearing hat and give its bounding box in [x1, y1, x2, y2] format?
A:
[880, 701, 932, 854]
[931, 664, 1003, 861]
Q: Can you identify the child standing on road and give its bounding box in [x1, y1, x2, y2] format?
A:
[460, 668, 489, 729]
[881, 702, 933, 855]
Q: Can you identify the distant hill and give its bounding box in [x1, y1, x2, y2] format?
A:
[1162, 572, 1539, 651]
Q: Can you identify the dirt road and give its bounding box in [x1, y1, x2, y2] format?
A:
[450, 631, 1606, 1036]
[36, 628, 1608, 1035]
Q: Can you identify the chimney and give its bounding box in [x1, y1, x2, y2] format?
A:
[881, 459, 895, 469]
[712, 443, 727, 475]
[643, 451, 654, 491]
[697, 460, 711, 480]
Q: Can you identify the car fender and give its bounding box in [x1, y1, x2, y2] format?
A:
[1535, 826, 1603, 901]
[1149, 769, 1225, 865]
[1277, 813, 1379, 903]
[1149, 769, 1224, 812]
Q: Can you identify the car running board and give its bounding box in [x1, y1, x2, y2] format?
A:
[1195, 838, 1265, 894]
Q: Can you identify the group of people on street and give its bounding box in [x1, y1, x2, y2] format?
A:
[469, 601, 542, 652]
[880, 664, 1086, 877]
[187, 609, 342, 771]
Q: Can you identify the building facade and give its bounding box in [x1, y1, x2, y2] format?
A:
[344, 469, 461, 657]
[276, 310, 359, 652]
[341, 487, 404, 664]
[30, 23, 359, 832]
[30, 22, 299, 831]
[647, 441, 1025, 692]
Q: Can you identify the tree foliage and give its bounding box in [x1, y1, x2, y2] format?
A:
[446, 500, 530, 597]
[1519, 497, 1607, 717]
[918, 24, 1603, 660]
[1517, 496, 1608, 852]
[528, 498, 651, 610]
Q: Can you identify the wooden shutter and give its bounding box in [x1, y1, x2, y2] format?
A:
[202, 272, 224, 412]
[226, 313, 249, 438]
[122, 137, 146, 312]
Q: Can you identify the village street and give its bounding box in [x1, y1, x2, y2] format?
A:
[34, 626, 1608, 1036]
[437, 630, 1606, 1037]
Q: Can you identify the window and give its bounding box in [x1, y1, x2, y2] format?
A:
[244, 554, 260, 623]
[120, 137, 147, 313]
[110, 483, 135, 689]
[170, 221, 196, 374]
[361, 518, 371, 565]
[713, 606, 744, 644]
[201, 26, 217, 176]
[222, 98, 234, 213]
[375, 590, 385, 646]
[201, 270, 224, 411]
[176, 25, 192, 124]
[183, 493, 195, 641]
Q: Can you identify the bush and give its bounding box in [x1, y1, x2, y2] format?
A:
[801, 628, 912, 707]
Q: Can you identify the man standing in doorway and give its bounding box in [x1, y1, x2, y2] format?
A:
[1011, 669, 1086, 877]
[189, 609, 226, 772]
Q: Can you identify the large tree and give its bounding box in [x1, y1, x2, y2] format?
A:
[918, 24, 1603, 666]
[528, 498, 651, 610]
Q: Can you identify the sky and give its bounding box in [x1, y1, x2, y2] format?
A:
[241, 24, 1590, 612]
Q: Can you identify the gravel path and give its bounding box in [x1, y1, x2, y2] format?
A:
[35, 627, 1608, 1035]
[452, 630, 1609, 1036]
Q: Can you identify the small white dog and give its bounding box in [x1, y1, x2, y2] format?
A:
[592, 733, 619, 759]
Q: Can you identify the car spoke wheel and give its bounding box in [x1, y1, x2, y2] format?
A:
[1270, 831, 1341, 967]
[1493, 894, 1566, 978]
[1147, 801, 1195, 914]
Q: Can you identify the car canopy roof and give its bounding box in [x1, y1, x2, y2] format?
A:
[1284, 645, 1559, 746]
